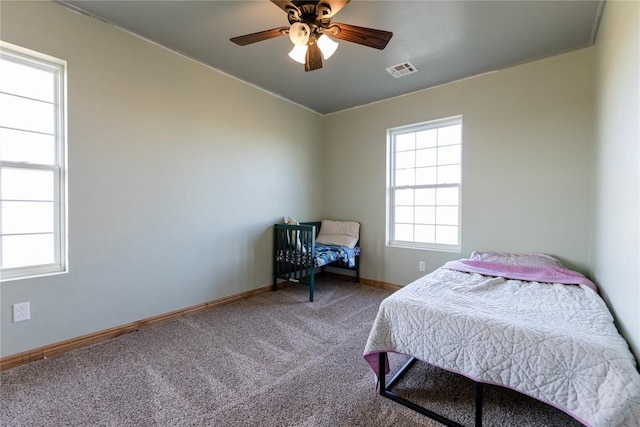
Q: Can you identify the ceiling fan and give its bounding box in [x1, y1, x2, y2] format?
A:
[230, 0, 393, 72]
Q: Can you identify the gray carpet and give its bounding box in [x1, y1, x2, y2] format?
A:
[1, 277, 583, 426]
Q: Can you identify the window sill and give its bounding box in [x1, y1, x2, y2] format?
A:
[1, 266, 67, 282]
[387, 242, 461, 253]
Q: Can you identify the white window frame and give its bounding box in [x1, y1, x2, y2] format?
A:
[387, 116, 462, 252]
[1, 42, 68, 281]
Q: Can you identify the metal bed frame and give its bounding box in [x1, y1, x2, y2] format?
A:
[378, 352, 484, 427]
[272, 221, 360, 302]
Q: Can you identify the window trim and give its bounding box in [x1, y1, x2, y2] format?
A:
[1, 42, 68, 281]
[387, 115, 462, 252]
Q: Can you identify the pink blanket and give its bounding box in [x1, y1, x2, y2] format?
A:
[443, 260, 598, 293]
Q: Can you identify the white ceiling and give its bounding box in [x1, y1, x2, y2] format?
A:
[59, 0, 604, 115]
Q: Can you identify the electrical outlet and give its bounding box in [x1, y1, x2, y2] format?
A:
[419, 261, 426, 272]
[13, 302, 30, 322]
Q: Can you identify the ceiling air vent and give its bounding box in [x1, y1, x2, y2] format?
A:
[386, 61, 418, 78]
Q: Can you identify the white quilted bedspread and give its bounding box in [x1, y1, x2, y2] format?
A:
[363, 268, 640, 427]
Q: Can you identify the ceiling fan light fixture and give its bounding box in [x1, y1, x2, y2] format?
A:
[288, 44, 308, 64]
[317, 34, 338, 59]
[289, 22, 310, 45]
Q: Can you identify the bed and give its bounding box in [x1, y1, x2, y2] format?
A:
[272, 219, 360, 302]
[363, 252, 640, 427]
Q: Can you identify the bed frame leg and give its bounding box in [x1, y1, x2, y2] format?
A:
[309, 271, 314, 302]
[379, 352, 387, 395]
[272, 276, 278, 292]
[378, 352, 483, 427]
[475, 382, 483, 426]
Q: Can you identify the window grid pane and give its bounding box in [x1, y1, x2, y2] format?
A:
[390, 117, 462, 250]
[395, 133, 415, 152]
[0, 56, 55, 102]
[0, 93, 55, 134]
[0, 128, 55, 164]
[1, 168, 55, 201]
[2, 234, 55, 269]
[395, 224, 414, 242]
[2, 201, 55, 234]
[415, 225, 436, 243]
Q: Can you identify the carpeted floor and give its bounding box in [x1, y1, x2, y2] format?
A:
[1, 277, 583, 426]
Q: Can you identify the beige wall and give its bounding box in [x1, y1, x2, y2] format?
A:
[0, 1, 324, 357]
[592, 0, 640, 358]
[324, 48, 595, 286]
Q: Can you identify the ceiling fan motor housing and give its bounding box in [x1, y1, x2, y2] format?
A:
[287, 2, 333, 28]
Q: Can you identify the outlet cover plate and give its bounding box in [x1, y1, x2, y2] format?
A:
[13, 302, 30, 322]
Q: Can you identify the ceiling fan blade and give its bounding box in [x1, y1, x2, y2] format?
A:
[230, 26, 289, 46]
[305, 42, 323, 72]
[320, 0, 350, 17]
[327, 23, 393, 50]
[271, 0, 299, 15]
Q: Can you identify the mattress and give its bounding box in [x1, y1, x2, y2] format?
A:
[275, 244, 360, 268]
[363, 263, 640, 426]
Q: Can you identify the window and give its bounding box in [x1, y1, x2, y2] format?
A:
[387, 116, 462, 251]
[1, 42, 67, 281]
